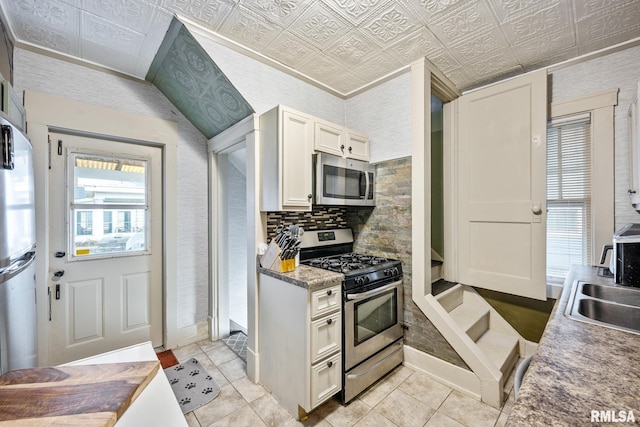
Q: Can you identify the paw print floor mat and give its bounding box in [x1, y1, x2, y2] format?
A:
[164, 358, 221, 413]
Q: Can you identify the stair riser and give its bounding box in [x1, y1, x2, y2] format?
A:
[436, 287, 463, 312]
[501, 345, 520, 382]
[431, 264, 442, 283]
[466, 312, 490, 342]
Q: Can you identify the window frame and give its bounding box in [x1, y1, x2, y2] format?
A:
[549, 89, 617, 283]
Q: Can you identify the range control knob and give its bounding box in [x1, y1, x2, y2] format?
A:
[383, 269, 392, 276]
[392, 267, 400, 276]
[355, 276, 370, 285]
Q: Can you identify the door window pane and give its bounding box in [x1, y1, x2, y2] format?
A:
[69, 153, 149, 258]
[76, 211, 93, 235]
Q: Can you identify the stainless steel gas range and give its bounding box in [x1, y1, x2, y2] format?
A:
[299, 228, 404, 403]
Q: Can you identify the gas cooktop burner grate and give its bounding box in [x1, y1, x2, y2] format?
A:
[307, 254, 391, 271]
[304, 252, 400, 277]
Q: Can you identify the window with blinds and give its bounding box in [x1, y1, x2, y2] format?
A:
[546, 114, 592, 281]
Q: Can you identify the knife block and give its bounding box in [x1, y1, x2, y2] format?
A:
[260, 241, 296, 273]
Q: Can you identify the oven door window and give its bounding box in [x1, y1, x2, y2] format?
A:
[323, 165, 366, 200]
[353, 288, 398, 345]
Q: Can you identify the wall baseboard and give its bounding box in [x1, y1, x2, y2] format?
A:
[403, 345, 481, 401]
[176, 321, 209, 347]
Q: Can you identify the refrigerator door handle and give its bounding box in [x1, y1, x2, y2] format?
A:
[1, 125, 14, 170]
[0, 252, 36, 282]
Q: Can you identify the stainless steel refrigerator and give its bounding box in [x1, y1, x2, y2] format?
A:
[0, 111, 37, 374]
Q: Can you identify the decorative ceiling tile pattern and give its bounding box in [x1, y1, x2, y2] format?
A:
[2, 0, 640, 96]
[146, 18, 254, 137]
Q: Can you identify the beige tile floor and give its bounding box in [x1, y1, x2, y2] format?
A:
[170, 339, 515, 427]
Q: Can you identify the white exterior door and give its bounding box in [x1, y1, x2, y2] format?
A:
[48, 132, 163, 364]
[456, 70, 547, 300]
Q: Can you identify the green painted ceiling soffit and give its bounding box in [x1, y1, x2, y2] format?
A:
[146, 17, 254, 139]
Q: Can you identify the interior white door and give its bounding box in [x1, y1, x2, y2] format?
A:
[456, 69, 547, 300]
[48, 132, 163, 364]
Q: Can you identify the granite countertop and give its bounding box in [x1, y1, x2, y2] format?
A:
[257, 263, 344, 291]
[507, 266, 640, 426]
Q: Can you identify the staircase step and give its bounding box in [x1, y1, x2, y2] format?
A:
[435, 284, 463, 312]
[449, 303, 490, 342]
[476, 330, 520, 378]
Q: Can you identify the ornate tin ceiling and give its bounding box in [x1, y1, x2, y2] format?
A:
[146, 18, 254, 138]
[1, 0, 640, 97]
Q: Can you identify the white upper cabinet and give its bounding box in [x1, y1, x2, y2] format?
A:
[260, 105, 313, 212]
[314, 120, 344, 157]
[314, 119, 369, 161]
[260, 105, 370, 211]
[345, 130, 369, 161]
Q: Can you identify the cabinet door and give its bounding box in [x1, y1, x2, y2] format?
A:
[282, 110, 313, 210]
[315, 121, 344, 157]
[346, 132, 369, 161]
[310, 311, 341, 364]
[310, 353, 341, 409]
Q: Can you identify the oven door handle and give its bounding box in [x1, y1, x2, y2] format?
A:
[346, 281, 400, 301]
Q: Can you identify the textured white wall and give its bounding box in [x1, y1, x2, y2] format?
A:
[226, 158, 247, 329]
[13, 48, 210, 328]
[192, 32, 346, 124]
[345, 72, 412, 164]
[550, 44, 640, 229]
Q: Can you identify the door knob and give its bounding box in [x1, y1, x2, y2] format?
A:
[531, 203, 542, 215]
[53, 270, 65, 281]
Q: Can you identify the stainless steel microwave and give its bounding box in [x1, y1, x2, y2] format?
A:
[314, 153, 375, 206]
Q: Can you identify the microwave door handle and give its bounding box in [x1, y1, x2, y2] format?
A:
[363, 170, 369, 200]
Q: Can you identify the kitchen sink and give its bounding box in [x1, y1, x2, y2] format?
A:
[565, 281, 640, 335]
[581, 283, 640, 307]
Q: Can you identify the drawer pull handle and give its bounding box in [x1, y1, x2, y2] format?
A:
[327, 289, 332, 296]
[327, 318, 332, 325]
[327, 361, 333, 368]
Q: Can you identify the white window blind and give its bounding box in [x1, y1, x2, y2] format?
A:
[546, 114, 592, 281]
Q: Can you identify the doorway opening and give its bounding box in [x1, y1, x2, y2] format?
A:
[218, 145, 248, 361]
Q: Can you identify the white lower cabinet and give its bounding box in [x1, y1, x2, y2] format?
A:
[259, 273, 343, 419]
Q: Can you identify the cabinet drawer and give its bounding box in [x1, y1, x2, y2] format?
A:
[310, 353, 341, 409]
[310, 286, 340, 319]
[310, 312, 341, 364]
